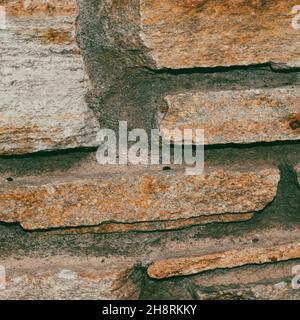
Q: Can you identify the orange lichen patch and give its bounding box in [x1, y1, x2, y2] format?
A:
[148, 241, 300, 279]
[1, 0, 77, 16]
[39, 28, 74, 45]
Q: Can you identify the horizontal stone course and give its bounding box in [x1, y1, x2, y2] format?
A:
[0, 165, 279, 230]
[159, 86, 300, 145]
[148, 241, 300, 279]
[0, 256, 141, 300]
[1, 0, 300, 302]
[98, 0, 300, 69]
[45, 212, 254, 235]
[143, 259, 300, 300]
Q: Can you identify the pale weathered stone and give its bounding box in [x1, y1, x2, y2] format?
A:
[95, 0, 300, 69]
[192, 259, 300, 300]
[0, 165, 279, 230]
[0, 256, 141, 300]
[0, 2, 100, 155]
[148, 241, 300, 279]
[196, 283, 300, 300]
[159, 87, 300, 145]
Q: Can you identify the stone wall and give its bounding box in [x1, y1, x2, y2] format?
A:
[1, 0, 300, 300]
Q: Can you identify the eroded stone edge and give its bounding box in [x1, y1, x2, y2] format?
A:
[148, 241, 300, 279]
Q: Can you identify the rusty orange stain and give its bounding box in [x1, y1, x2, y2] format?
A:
[1, 0, 77, 16]
[39, 28, 74, 45]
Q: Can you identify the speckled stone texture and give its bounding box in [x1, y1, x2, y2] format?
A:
[0, 164, 279, 230]
[1, 0, 300, 301]
[0, 256, 141, 300]
[90, 0, 300, 69]
[76, 0, 300, 136]
[1, 214, 300, 299]
[148, 241, 300, 279]
[159, 86, 300, 145]
[2, 0, 77, 16]
[143, 259, 300, 300]
[0, 0, 100, 155]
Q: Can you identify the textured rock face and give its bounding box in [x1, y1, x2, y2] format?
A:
[0, 256, 141, 300]
[46, 212, 254, 235]
[191, 260, 300, 300]
[2, 0, 77, 16]
[143, 259, 300, 300]
[1, 0, 300, 301]
[76, 0, 300, 137]
[0, 1, 100, 155]
[95, 0, 300, 69]
[148, 241, 300, 279]
[1, 216, 300, 300]
[0, 165, 279, 230]
[159, 87, 300, 145]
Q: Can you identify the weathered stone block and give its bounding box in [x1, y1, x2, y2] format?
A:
[0, 165, 279, 230]
[94, 0, 300, 69]
[0, 256, 141, 300]
[159, 87, 300, 145]
[0, 1, 100, 155]
[148, 241, 300, 279]
[143, 260, 300, 300]
[2, 0, 77, 16]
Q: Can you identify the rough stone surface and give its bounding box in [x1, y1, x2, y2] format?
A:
[0, 256, 141, 300]
[159, 86, 300, 145]
[91, 0, 300, 69]
[0, 165, 279, 230]
[148, 241, 300, 279]
[1, 207, 300, 299]
[0, 2, 100, 155]
[2, 0, 77, 16]
[77, 1, 300, 135]
[45, 212, 254, 235]
[143, 260, 300, 300]
[1, 0, 300, 301]
[192, 260, 300, 300]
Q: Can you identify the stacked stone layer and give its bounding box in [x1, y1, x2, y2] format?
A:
[0, 165, 279, 230]
[1, 0, 300, 300]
